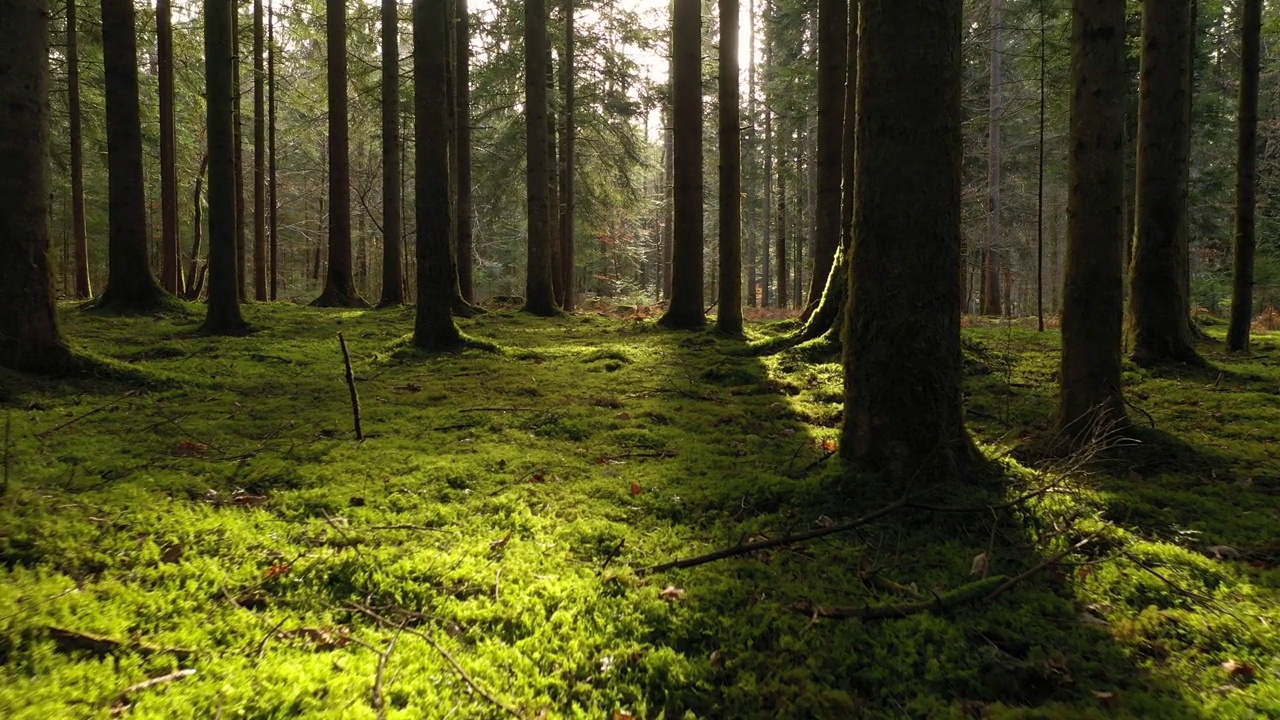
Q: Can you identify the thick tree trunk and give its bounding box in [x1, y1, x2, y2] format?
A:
[1057, 0, 1128, 439]
[0, 0, 73, 370]
[252, 0, 266, 300]
[455, 0, 474, 304]
[413, 0, 463, 348]
[659, 0, 706, 328]
[379, 0, 405, 305]
[1227, 0, 1261, 352]
[523, 0, 558, 316]
[842, 0, 975, 476]
[158, 0, 183, 296]
[559, 0, 576, 311]
[203, 0, 249, 334]
[1128, 0, 1199, 365]
[268, 0, 278, 300]
[67, 0, 92, 299]
[716, 0, 743, 334]
[803, 0, 845, 319]
[98, 0, 169, 313]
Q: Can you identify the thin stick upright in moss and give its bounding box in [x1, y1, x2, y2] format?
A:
[338, 332, 363, 440]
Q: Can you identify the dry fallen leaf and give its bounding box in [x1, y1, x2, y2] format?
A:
[970, 552, 989, 577]
[173, 440, 208, 456]
[160, 543, 185, 564]
[612, 713, 635, 720]
[490, 533, 512, 552]
[659, 585, 686, 601]
[1091, 690, 1118, 705]
[265, 562, 292, 579]
[1222, 659, 1256, 681]
[630, 482, 643, 496]
[821, 438, 837, 454]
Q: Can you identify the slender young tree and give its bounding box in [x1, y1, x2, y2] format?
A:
[1227, 0, 1262, 352]
[1057, 0, 1128, 439]
[659, 0, 706, 328]
[97, 0, 170, 312]
[981, 0, 1004, 317]
[559, 0, 576, 311]
[268, 0, 278, 300]
[252, 0, 267, 300]
[413, 0, 462, 348]
[523, 0, 558, 315]
[0, 0, 74, 370]
[745, 0, 757, 307]
[454, 0, 474, 304]
[1128, 0, 1199, 365]
[379, 0, 405, 305]
[203, 0, 249, 334]
[67, 0, 92, 298]
[158, 0, 183, 295]
[314, 0, 367, 307]
[802, 0, 846, 319]
[232, 3, 246, 300]
[776, 155, 788, 308]
[547, 46, 563, 308]
[716, 0, 743, 334]
[842, 0, 975, 474]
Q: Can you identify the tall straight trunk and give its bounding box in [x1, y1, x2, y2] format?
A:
[1128, 0, 1198, 365]
[523, 0, 557, 315]
[547, 46, 564, 308]
[716, 0, 742, 334]
[559, 0, 576, 311]
[413, 0, 462, 348]
[455, 0, 475, 303]
[379, 0, 405, 305]
[158, 0, 182, 295]
[659, 0, 706, 328]
[803, 0, 845, 318]
[186, 153, 209, 298]
[661, 114, 674, 300]
[842, 0, 975, 475]
[314, 0, 367, 307]
[0, 0, 73, 369]
[776, 152, 788, 308]
[798, 135, 810, 309]
[981, 0, 1004, 317]
[268, 0, 278, 300]
[203, 0, 248, 333]
[1057, 0, 1127, 437]
[1037, 0, 1046, 331]
[763, 103, 773, 307]
[252, 0, 266, 300]
[67, 0, 92, 298]
[745, 0, 757, 307]
[98, 0, 168, 312]
[232, 3, 246, 300]
[1227, 0, 1261, 352]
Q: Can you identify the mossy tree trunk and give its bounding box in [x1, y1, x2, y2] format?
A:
[97, 0, 170, 314]
[413, 0, 463, 349]
[379, 0, 405, 306]
[1057, 0, 1128, 439]
[203, 0, 249, 335]
[658, 0, 706, 329]
[1227, 0, 1261, 353]
[0, 0, 74, 370]
[314, 0, 367, 308]
[716, 0, 743, 335]
[841, 0, 976, 476]
[802, 0, 845, 321]
[1128, 0, 1199, 366]
[523, 0, 558, 316]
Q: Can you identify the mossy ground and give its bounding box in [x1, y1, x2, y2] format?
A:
[1, 304, 1278, 719]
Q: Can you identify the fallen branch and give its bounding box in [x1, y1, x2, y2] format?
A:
[47, 626, 195, 661]
[796, 575, 1009, 621]
[338, 333, 364, 441]
[371, 625, 403, 720]
[111, 668, 196, 716]
[36, 390, 139, 439]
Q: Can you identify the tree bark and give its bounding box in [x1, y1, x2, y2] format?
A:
[1057, 0, 1128, 439]
[455, 0, 475, 304]
[157, 0, 182, 296]
[716, 0, 743, 334]
[1227, 0, 1261, 352]
[203, 0, 249, 334]
[251, 0, 266, 300]
[379, 0, 405, 305]
[547, 45, 564, 309]
[559, 0, 576, 311]
[186, 153, 209, 300]
[314, 0, 367, 307]
[0, 0, 73, 370]
[981, 0, 1004, 318]
[763, 99, 772, 308]
[803, 0, 845, 319]
[268, 0, 278, 300]
[98, 0, 169, 313]
[842, 0, 976, 475]
[67, 0, 92, 299]
[413, 0, 463, 348]
[523, 0, 558, 316]
[1128, 0, 1199, 365]
[776, 152, 788, 308]
[232, 2, 247, 301]
[745, 0, 757, 308]
[658, 0, 706, 329]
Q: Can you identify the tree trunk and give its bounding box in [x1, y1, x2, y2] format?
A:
[98, 0, 169, 313]
[158, 0, 183, 296]
[523, 0, 558, 316]
[803, 0, 845, 319]
[842, 0, 975, 476]
[559, 0, 576, 311]
[745, 0, 757, 308]
[0, 0, 73, 370]
[661, 113, 674, 301]
[268, 0, 278, 300]
[547, 45, 564, 308]
[203, 0, 249, 334]
[763, 102, 773, 308]
[981, 0, 1004, 318]
[232, 2, 246, 301]
[1227, 0, 1261, 352]
[776, 153, 788, 308]
[413, 0, 463, 348]
[252, 0, 266, 300]
[186, 153, 209, 299]
[67, 0, 92, 299]
[1128, 0, 1199, 365]
[455, 0, 475, 304]
[716, 0, 743, 334]
[658, 0, 706, 328]
[379, 0, 405, 305]
[1058, 0, 1128, 438]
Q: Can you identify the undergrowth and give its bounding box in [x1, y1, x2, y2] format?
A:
[0, 303, 1277, 719]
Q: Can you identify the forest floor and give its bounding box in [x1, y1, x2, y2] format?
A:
[1, 303, 1279, 719]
